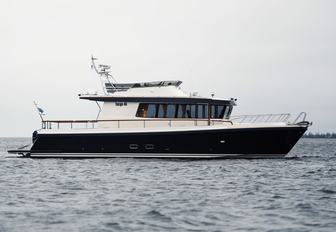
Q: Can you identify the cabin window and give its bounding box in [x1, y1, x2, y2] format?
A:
[211, 105, 216, 118]
[210, 105, 227, 119]
[185, 105, 196, 118]
[136, 103, 231, 119]
[176, 104, 186, 118]
[157, 104, 166, 118]
[225, 106, 233, 119]
[223, 106, 231, 119]
[210, 105, 224, 118]
[196, 105, 201, 118]
[166, 104, 176, 118]
[217, 105, 225, 118]
[147, 104, 156, 118]
[203, 105, 208, 119]
[196, 104, 204, 119]
[136, 103, 148, 117]
[185, 105, 191, 118]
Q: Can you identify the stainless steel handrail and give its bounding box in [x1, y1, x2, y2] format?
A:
[230, 113, 291, 123]
[41, 118, 233, 130]
[292, 112, 307, 124]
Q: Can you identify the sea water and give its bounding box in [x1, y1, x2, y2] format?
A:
[0, 138, 335, 232]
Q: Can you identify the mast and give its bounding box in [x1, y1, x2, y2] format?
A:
[91, 56, 117, 94]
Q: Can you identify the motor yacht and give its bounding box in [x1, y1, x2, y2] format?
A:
[8, 57, 311, 158]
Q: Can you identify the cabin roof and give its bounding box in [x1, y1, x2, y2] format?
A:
[79, 95, 237, 105]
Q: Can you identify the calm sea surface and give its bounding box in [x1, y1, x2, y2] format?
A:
[0, 138, 335, 232]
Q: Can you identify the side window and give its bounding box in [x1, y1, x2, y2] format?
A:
[211, 105, 217, 118]
[210, 105, 227, 118]
[147, 104, 157, 118]
[136, 103, 149, 117]
[166, 104, 176, 118]
[218, 105, 225, 118]
[197, 104, 204, 118]
[190, 105, 196, 118]
[157, 104, 167, 118]
[204, 104, 208, 119]
[223, 106, 230, 119]
[177, 104, 186, 118]
[154, 104, 159, 118]
[216, 105, 225, 118]
[199, 104, 208, 119]
[185, 105, 191, 118]
[136, 103, 228, 119]
[227, 106, 233, 119]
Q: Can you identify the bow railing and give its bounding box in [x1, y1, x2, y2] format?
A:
[230, 113, 291, 124]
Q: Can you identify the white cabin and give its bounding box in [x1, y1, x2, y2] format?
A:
[79, 80, 236, 129]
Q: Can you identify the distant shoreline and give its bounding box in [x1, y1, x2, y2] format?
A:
[303, 133, 336, 139]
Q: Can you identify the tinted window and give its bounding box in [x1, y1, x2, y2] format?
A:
[223, 106, 230, 119]
[166, 104, 176, 118]
[185, 105, 191, 118]
[227, 106, 233, 119]
[177, 104, 186, 118]
[197, 104, 207, 119]
[190, 105, 196, 118]
[147, 104, 156, 118]
[197, 105, 203, 118]
[209, 105, 226, 118]
[136, 103, 231, 119]
[136, 103, 148, 117]
[218, 105, 225, 118]
[157, 104, 167, 118]
[216, 105, 225, 118]
[211, 105, 216, 118]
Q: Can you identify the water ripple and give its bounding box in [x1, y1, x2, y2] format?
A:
[0, 138, 336, 232]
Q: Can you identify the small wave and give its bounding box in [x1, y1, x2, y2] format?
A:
[272, 195, 284, 199]
[219, 166, 228, 172]
[319, 188, 336, 194]
[104, 222, 122, 230]
[146, 210, 172, 222]
[295, 203, 313, 209]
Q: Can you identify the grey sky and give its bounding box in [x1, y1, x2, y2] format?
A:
[1, 0, 335, 136]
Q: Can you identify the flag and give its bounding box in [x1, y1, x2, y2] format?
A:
[34, 101, 45, 116]
[37, 106, 44, 115]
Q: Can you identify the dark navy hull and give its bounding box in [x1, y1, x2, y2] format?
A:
[28, 126, 307, 158]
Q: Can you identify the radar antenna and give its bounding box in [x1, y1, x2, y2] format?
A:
[91, 55, 117, 94]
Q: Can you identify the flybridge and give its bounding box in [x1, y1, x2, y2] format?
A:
[91, 56, 183, 94]
[104, 80, 183, 94]
[86, 56, 236, 106]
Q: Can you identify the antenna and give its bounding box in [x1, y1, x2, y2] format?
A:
[91, 55, 118, 94]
